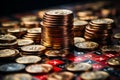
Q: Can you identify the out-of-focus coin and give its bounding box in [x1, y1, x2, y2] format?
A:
[16, 56, 41, 64]
[4, 73, 32, 80]
[26, 64, 53, 73]
[17, 39, 34, 46]
[21, 45, 46, 53]
[27, 28, 41, 34]
[0, 63, 25, 72]
[75, 41, 99, 50]
[74, 37, 85, 44]
[114, 33, 120, 39]
[107, 57, 120, 66]
[66, 63, 92, 72]
[0, 49, 19, 57]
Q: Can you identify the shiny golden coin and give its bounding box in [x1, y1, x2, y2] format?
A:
[16, 56, 41, 64]
[26, 64, 53, 73]
[66, 63, 92, 72]
[21, 45, 46, 53]
[75, 41, 99, 50]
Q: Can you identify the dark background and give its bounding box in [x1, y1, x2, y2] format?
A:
[0, 0, 112, 16]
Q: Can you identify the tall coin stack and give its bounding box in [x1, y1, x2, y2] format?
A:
[84, 18, 114, 44]
[41, 9, 74, 52]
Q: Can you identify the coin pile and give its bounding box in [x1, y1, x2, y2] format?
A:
[24, 28, 41, 44]
[73, 20, 88, 37]
[41, 9, 74, 52]
[0, 34, 18, 48]
[7, 28, 27, 39]
[84, 18, 114, 44]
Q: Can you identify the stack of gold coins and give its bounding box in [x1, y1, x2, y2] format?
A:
[77, 11, 98, 21]
[7, 28, 27, 39]
[41, 9, 74, 53]
[84, 18, 114, 44]
[73, 20, 88, 37]
[0, 34, 18, 48]
[24, 28, 41, 44]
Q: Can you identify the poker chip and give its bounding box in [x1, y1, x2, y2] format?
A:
[21, 45, 46, 53]
[4, 73, 32, 80]
[107, 57, 120, 66]
[0, 63, 25, 72]
[74, 37, 85, 44]
[26, 64, 53, 73]
[66, 62, 92, 72]
[16, 56, 41, 64]
[17, 39, 34, 46]
[0, 49, 19, 58]
[80, 71, 109, 80]
[48, 71, 74, 80]
[75, 41, 99, 50]
[101, 45, 120, 53]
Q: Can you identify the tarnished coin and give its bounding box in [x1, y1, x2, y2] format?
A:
[107, 57, 120, 66]
[21, 45, 46, 52]
[101, 45, 120, 52]
[80, 71, 109, 80]
[114, 33, 120, 39]
[16, 56, 41, 64]
[26, 64, 53, 73]
[17, 39, 34, 46]
[74, 37, 85, 44]
[0, 49, 19, 57]
[0, 63, 25, 72]
[45, 9, 73, 15]
[66, 63, 92, 72]
[75, 41, 99, 50]
[48, 72, 74, 80]
[27, 28, 41, 34]
[4, 73, 32, 80]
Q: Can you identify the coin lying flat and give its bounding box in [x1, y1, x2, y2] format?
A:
[0, 49, 19, 57]
[0, 41, 17, 47]
[0, 34, 17, 43]
[21, 45, 46, 53]
[80, 71, 109, 80]
[16, 56, 41, 64]
[0, 63, 25, 72]
[66, 63, 92, 72]
[73, 20, 88, 26]
[21, 15, 37, 21]
[107, 57, 120, 66]
[74, 37, 85, 44]
[2, 21, 19, 27]
[4, 73, 32, 80]
[26, 64, 53, 73]
[101, 45, 120, 52]
[17, 39, 34, 46]
[27, 28, 41, 34]
[75, 41, 99, 50]
[114, 33, 120, 39]
[7, 28, 27, 33]
[48, 72, 74, 80]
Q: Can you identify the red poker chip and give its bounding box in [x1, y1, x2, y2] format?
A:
[46, 59, 64, 66]
[92, 63, 105, 70]
[83, 53, 98, 58]
[68, 56, 87, 63]
[91, 56, 108, 62]
[33, 74, 47, 80]
[52, 66, 62, 72]
[103, 53, 116, 58]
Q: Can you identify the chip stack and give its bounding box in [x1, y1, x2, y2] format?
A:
[41, 9, 74, 52]
[84, 18, 114, 44]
